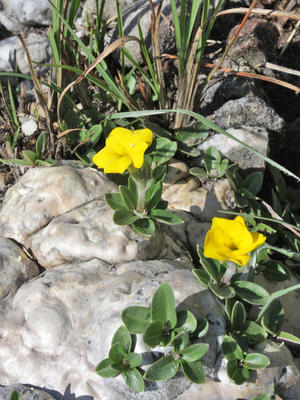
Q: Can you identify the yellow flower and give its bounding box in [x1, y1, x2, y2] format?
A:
[92, 127, 153, 174]
[203, 216, 266, 266]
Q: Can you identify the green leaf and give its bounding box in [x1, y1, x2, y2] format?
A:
[175, 122, 209, 145]
[123, 368, 144, 392]
[251, 394, 271, 400]
[122, 306, 151, 334]
[119, 185, 137, 211]
[204, 146, 221, 171]
[151, 282, 177, 328]
[152, 165, 166, 182]
[22, 150, 37, 165]
[197, 246, 222, 283]
[242, 321, 268, 343]
[262, 260, 291, 282]
[208, 282, 236, 300]
[143, 321, 170, 347]
[109, 344, 126, 363]
[233, 281, 269, 305]
[181, 359, 206, 383]
[95, 358, 119, 378]
[35, 132, 46, 158]
[261, 299, 284, 335]
[113, 209, 139, 226]
[227, 360, 249, 385]
[180, 343, 209, 362]
[225, 298, 236, 320]
[152, 137, 177, 165]
[88, 124, 102, 145]
[172, 331, 190, 351]
[231, 301, 246, 332]
[132, 218, 155, 237]
[124, 353, 143, 369]
[146, 181, 163, 210]
[0, 158, 31, 166]
[195, 317, 209, 338]
[242, 172, 263, 195]
[277, 331, 300, 344]
[189, 167, 208, 178]
[150, 209, 184, 225]
[105, 193, 125, 211]
[111, 326, 132, 354]
[221, 335, 244, 361]
[35, 159, 56, 167]
[9, 391, 23, 400]
[175, 310, 197, 333]
[144, 355, 179, 381]
[192, 268, 210, 287]
[243, 353, 270, 370]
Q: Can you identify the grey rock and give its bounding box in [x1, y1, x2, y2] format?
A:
[0, 33, 51, 76]
[207, 96, 284, 133]
[20, 117, 38, 136]
[0, 384, 57, 400]
[83, 0, 138, 22]
[0, 237, 39, 300]
[197, 126, 269, 169]
[0, 0, 51, 33]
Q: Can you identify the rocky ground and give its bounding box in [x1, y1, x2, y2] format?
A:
[0, 1, 299, 400]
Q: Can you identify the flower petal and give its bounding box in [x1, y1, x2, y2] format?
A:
[132, 129, 153, 146]
[128, 141, 149, 169]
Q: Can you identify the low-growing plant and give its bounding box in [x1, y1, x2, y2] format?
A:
[0, 132, 55, 167]
[92, 126, 183, 236]
[96, 282, 209, 392]
[190, 145, 229, 178]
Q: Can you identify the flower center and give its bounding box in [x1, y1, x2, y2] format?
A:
[130, 143, 134, 147]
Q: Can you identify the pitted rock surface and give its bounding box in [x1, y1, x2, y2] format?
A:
[0, 259, 225, 400]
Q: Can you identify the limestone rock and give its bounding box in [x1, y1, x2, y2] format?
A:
[197, 126, 269, 169]
[0, 237, 39, 300]
[163, 177, 233, 220]
[0, 0, 51, 33]
[0, 259, 226, 399]
[0, 165, 116, 242]
[83, 0, 138, 22]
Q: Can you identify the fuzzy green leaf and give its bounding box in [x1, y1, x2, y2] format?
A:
[261, 299, 284, 335]
[22, 150, 37, 165]
[119, 185, 137, 211]
[180, 343, 209, 362]
[242, 172, 263, 195]
[121, 306, 151, 334]
[35, 132, 46, 158]
[227, 360, 249, 385]
[231, 301, 246, 332]
[113, 209, 138, 226]
[143, 321, 169, 347]
[277, 331, 300, 344]
[105, 193, 125, 211]
[109, 344, 126, 363]
[262, 260, 291, 282]
[251, 394, 272, 400]
[242, 321, 268, 343]
[180, 359, 206, 384]
[123, 368, 144, 392]
[195, 317, 209, 338]
[197, 246, 222, 283]
[132, 218, 155, 237]
[124, 353, 143, 369]
[153, 137, 177, 165]
[204, 146, 221, 171]
[9, 391, 23, 400]
[152, 165, 166, 182]
[146, 181, 163, 211]
[208, 282, 236, 300]
[176, 310, 197, 333]
[95, 358, 119, 378]
[172, 332, 190, 351]
[151, 282, 177, 328]
[144, 355, 179, 381]
[233, 281, 269, 305]
[192, 268, 210, 287]
[243, 353, 270, 370]
[221, 335, 244, 361]
[150, 209, 184, 225]
[111, 326, 132, 354]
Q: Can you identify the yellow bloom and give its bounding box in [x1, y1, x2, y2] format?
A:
[92, 127, 153, 174]
[204, 216, 266, 266]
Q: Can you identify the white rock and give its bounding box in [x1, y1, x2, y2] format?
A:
[0, 0, 51, 33]
[0, 36, 19, 72]
[198, 126, 269, 169]
[21, 117, 38, 136]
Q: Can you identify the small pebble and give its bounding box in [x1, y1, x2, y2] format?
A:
[21, 118, 38, 136]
